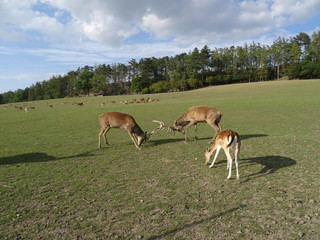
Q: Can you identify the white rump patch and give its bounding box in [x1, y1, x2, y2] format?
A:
[227, 135, 237, 146]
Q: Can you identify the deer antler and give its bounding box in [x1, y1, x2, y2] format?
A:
[149, 120, 175, 136]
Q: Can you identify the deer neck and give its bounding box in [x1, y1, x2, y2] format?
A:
[132, 124, 144, 136]
[176, 115, 189, 126]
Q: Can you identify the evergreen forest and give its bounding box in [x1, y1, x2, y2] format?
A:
[1, 31, 320, 104]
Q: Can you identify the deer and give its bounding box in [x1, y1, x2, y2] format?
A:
[205, 130, 241, 180]
[98, 112, 149, 150]
[171, 105, 222, 143]
[74, 102, 84, 106]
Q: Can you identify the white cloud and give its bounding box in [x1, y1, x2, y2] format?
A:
[41, 0, 147, 46]
[0, 0, 78, 43]
[1, 0, 319, 66]
[141, 13, 171, 39]
[1, 0, 320, 48]
[271, 0, 320, 22]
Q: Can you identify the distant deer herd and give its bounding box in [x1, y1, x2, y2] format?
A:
[98, 105, 241, 180]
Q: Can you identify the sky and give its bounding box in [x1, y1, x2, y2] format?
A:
[1, 0, 320, 94]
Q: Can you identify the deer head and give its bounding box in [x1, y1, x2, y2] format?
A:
[171, 120, 185, 134]
[139, 131, 150, 144]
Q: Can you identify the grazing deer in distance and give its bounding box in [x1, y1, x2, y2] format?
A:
[171, 105, 222, 143]
[205, 130, 241, 180]
[98, 112, 149, 150]
[74, 102, 84, 106]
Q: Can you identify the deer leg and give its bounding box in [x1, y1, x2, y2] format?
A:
[98, 129, 104, 149]
[216, 118, 222, 132]
[133, 134, 143, 147]
[128, 132, 141, 150]
[103, 126, 111, 145]
[209, 147, 221, 168]
[184, 121, 195, 142]
[235, 144, 240, 180]
[235, 153, 239, 180]
[207, 121, 221, 144]
[194, 123, 198, 140]
[224, 148, 233, 180]
[99, 127, 111, 149]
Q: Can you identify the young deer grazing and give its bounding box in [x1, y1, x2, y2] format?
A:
[98, 112, 148, 150]
[171, 105, 222, 143]
[205, 130, 241, 180]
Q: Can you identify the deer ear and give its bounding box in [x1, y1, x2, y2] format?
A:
[206, 147, 209, 152]
[174, 120, 177, 125]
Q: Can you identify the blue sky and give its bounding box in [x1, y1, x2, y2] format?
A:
[1, 0, 320, 94]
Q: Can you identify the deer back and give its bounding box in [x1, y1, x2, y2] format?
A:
[214, 130, 239, 148]
[99, 112, 133, 129]
[177, 105, 221, 124]
[99, 112, 144, 135]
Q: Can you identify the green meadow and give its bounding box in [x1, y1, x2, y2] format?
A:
[1, 80, 319, 239]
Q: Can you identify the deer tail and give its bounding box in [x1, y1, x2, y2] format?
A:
[227, 132, 236, 148]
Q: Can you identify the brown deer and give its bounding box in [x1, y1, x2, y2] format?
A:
[74, 102, 84, 106]
[171, 105, 222, 143]
[205, 130, 241, 180]
[98, 112, 149, 150]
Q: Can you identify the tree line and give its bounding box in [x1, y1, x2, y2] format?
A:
[1, 31, 320, 104]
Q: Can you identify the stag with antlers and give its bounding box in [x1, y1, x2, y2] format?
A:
[98, 112, 149, 150]
[171, 105, 222, 143]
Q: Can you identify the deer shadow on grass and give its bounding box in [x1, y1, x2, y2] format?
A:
[240, 134, 268, 141]
[148, 133, 268, 145]
[195, 133, 268, 142]
[239, 155, 296, 182]
[147, 137, 186, 146]
[207, 152, 295, 182]
[147, 204, 246, 240]
[0, 150, 102, 165]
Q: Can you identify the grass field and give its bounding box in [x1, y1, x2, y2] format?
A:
[1, 80, 320, 239]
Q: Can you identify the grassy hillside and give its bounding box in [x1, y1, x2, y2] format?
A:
[1, 80, 319, 239]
